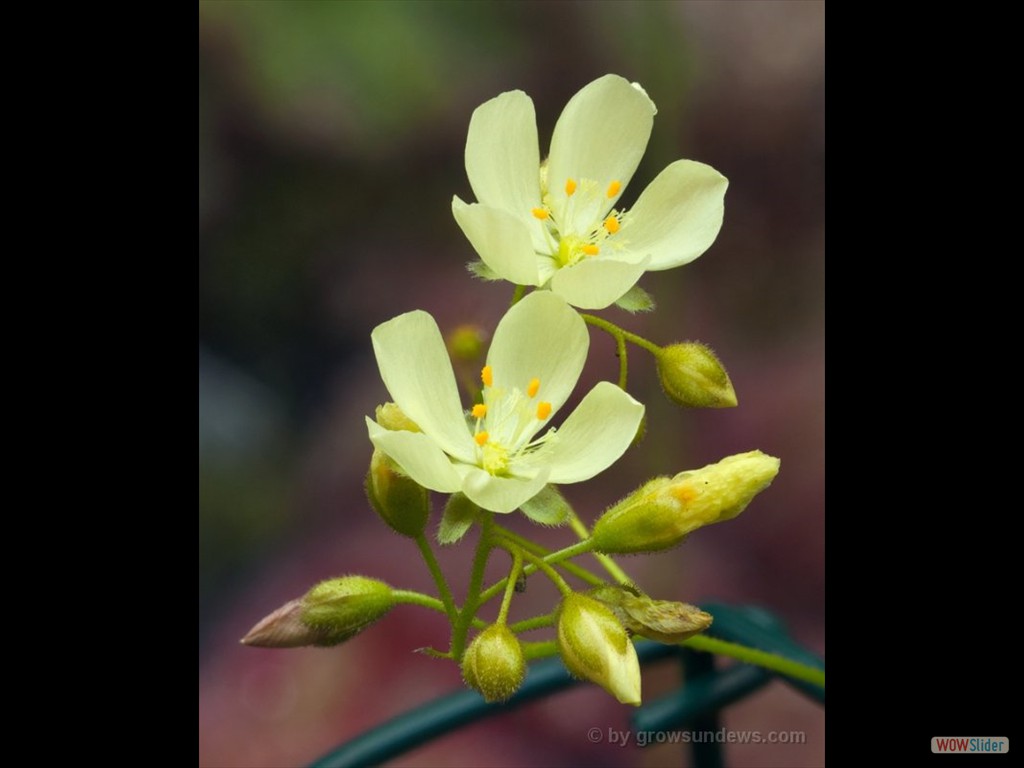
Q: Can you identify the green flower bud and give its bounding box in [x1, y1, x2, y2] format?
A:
[300, 576, 396, 647]
[655, 342, 737, 408]
[241, 576, 396, 648]
[447, 324, 488, 362]
[590, 451, 781, 554]
[589, 585, 713, 644]
[461, 624, 526, 703]
[366, 448, 429, 538]
[556, 592, 641, 706]
[375, 402, 421, 432]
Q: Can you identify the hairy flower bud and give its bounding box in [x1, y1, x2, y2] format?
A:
[242, 576, 396, 648]
[655, 342, 737, 408]
[556, 592, 641, 705]
[366, 448, 429, 538]
[461, 624, 526, 702]
[589, 585, 712, 644]
[590, 451, 780, 554]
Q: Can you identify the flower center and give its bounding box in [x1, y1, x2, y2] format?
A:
[533, 177, 625, 268]
[471, 366, 554, 477]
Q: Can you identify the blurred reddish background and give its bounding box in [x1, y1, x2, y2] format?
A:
[199, 2, 824, 766]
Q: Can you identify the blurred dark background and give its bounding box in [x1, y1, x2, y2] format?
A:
[199, 2, 824, 766]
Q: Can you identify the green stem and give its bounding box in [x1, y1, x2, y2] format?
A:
[510, 284, 527, 306]
[615, 331, 628, 389]
[414, 534, 458, 623]
[581, 313, 662, 356]
[682, 634, 826, 688]
[567, 511, 631, 585]
[508, 612, 556, 634]
[496, 547, 523, 625]
[493, 525, 607, 587]
[522, 640, 559, 660]
[518, 549, 573, 596]
[451, 513, 494, 660]
[477, 538, 596, 606]
[391, 590, 487, 630]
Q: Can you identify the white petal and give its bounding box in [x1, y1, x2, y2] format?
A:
[548, 75, 655, 231]
[550, 257, 650, 310]
[544, 382, 645, 484]
[452, 198, 542, 286]
[457, 464, 551, 514]
[366, 418, 463, 493]
[618, 160, 728, 270]
[486, 291, 588, 418]
[371, 310, 475, 463]
[465, 90, 542, 219]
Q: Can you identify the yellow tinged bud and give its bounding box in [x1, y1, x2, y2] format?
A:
[655, 342, 737, 409]
[366, 448, 429, 537]
[589, 451, 781, 554]
[556, 593, 641, 705]
[461, 624, 526, 702]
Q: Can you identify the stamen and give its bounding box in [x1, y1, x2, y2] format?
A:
[603, 215, 620, 234]
[583, 244, 600, 256]
[536, 402, 552, 420]
[606, 180, 621, 198]
[481, 365, 493, 387]
[527, 378, 540, 398]
[475, 431, 489, 446]
[531, 207, 549, 220]
[472, 404, 487, 419]
[565, 178, 577, 196]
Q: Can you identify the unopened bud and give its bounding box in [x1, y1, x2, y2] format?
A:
[655, 342, 737, 408]
[375, 402, 421, 432]
[241, 576, 396, 648]
[366, 448, 429, 537]
[239, 598, 311, 648]
[447, 324, 488, 362]
[461, 624, 526, 702]
[589, 586, 712, 644]
[556, 592, 641, 706]
[590, 451, 780, 554]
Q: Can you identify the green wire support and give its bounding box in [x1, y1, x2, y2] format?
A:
[308, 604, 823, 768]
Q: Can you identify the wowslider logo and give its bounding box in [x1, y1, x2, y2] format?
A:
[931, 737, 1009, 754]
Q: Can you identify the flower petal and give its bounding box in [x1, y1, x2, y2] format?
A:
[485, 291, 588, 418]
[618, 160, 728, 270]
[547, 75, 656, 231]
[549, 257, 650, 310]
[465, 89, 541, 220]
[371, 310, 475, 463]
[543, 382, 645, 484]
[452, 198, 542, 287]
[457, 464, 551, 514]
[366, 417, 463, 493]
